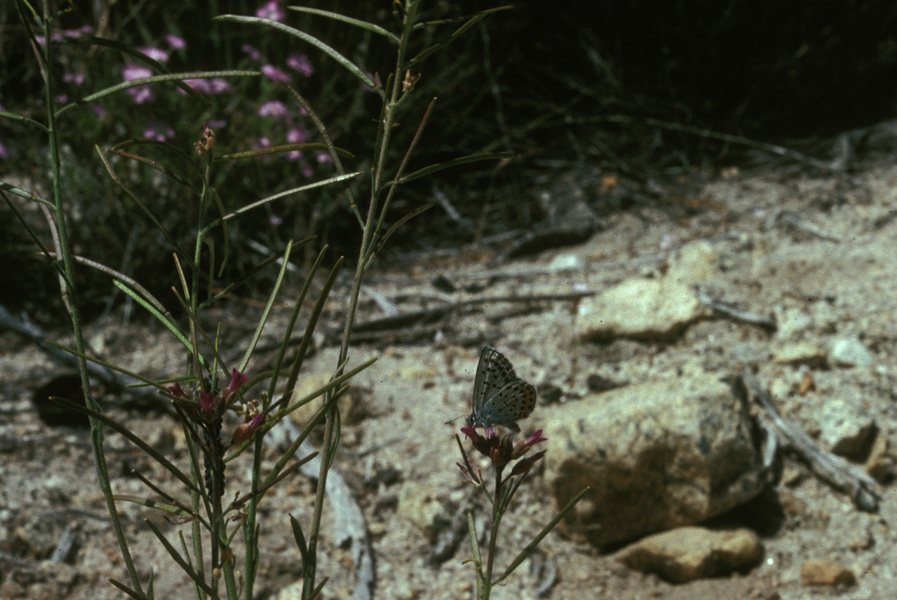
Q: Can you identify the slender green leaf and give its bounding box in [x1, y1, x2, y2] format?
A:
[0, 181, 52, 207]
[145, 520, 216, 596]
[393, 152, 517, 186]
[216, 15, 376, 89]
[47, 396, 201, 495]
[219, 143, 354, 161]
[71, 70, 261, 112]
[218, 172, 362, 224]
[0, 110, 49, 133]
[113, 495, 194, 518]
[290, 514, 309, 564]
[108, 578, 150, 600]
[495, 487, 590, 585]
[238, 240, 294, 372]
[286, 6, 398, 42]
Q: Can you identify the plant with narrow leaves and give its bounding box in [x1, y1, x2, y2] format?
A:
[457, 426, 588, 599]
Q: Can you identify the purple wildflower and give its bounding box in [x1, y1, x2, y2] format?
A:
[231, 412, 267, 446]
[261, 64, 290, 84]
[0, 143, 9, 159]
[128, 86, 155, 104]
[222, 369, 248, 403]
[34, 33, 64, 46]
[286, 54, 313, 76]
[62, 25, 92, 38]
[287, 126, 307, 145]
[256, 0, 285, 22]
[140, 46, 169, 63]
[165, 34, 186, 50]
[258, 100, 289, 121]
[208, 78, 232, 94]
[182, 78, 212, 94]
[63, 72, 85, 86]
[199, 390, 218, 413]
[144, 121, 175, 142]
[123, 64, 155, 101]
[241, 44, 263, 62]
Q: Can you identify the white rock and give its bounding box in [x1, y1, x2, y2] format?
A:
[830, 336, 874, 368]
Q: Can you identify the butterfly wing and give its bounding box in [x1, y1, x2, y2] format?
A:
[479, 379, 536, 431]
[470, 346, 535, 430]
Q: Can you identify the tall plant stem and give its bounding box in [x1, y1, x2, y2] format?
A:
[301, 3, 421, 599]
[38, 0, 143, 593]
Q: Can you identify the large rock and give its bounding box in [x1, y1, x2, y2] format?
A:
[544, 372, 765, 547]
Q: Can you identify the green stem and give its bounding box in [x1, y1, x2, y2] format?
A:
[39, 3, 143, 594]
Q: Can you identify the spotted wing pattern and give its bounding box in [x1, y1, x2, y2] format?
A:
[468, 346, 536, 431]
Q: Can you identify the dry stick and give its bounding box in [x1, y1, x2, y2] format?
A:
[741, 371, 880, 512]
[596, 115, 839, 172]
[348, 291, 595, 336]
[766, 210, 843, 243]
[693, 287, 777, 330]
[0, 304, 139, 392]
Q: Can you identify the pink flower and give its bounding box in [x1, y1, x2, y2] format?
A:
[261, 64, 290, 84]
[128, 86, 155, 104]
[208, 78, 232, 94]
[286, 54, 313, 76]
[255, 0, 285, 22]
[182, 78, 212, 94]
[241, 44, 263, 62]
[123, 65, 153, 81]
[165, 34, 186, 50]
[287, 126, 307, 144]
[144, 121, 175, 142]
[63, 72, 85, 85]
[258, 100, 289, 121]
[224, 369, 248, 399]
[231, 413, 267, 446]
[140, 46, 169, 62]
[199, 390, 218, 413]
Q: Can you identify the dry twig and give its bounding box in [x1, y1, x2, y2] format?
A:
[742, 371, 879, 512]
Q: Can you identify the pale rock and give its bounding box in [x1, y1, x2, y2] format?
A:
[817, 396, 877, 459]
[865, 430, 892, 482]
[829, 336, 874, 368]
[666, 240, 720, 285]
[575, 278, 709, 341]
[771, 341, 826, 366]
[288, 373, 368, 427]
[615, 526, 763, 582]
[396, 481, 446, 535]
[774, 307, 813, 341]
[800, 560, 857, 586]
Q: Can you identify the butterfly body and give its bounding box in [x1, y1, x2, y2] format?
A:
[467, 346, 536, 432]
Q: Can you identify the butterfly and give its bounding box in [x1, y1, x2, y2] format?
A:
[467, 346, 536, 432]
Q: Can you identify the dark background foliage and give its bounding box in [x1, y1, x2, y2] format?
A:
[3, 0, 897, 323]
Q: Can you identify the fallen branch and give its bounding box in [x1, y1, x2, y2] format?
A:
[741, 371, 879, 512]
[694, 287, 777, 331]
